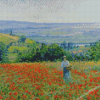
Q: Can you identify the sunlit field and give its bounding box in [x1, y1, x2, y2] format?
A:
[0, 61, 100, 100]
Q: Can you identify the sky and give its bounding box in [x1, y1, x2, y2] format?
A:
[0, 0, 100, 23]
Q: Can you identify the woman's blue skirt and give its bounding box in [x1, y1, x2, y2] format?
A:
[63, 67, 72, 83]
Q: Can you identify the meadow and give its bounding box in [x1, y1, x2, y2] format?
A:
[0, 61, 100, 100]
[0, 33, 19, 45]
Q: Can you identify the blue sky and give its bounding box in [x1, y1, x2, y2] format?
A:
[0, 0, 100, 23]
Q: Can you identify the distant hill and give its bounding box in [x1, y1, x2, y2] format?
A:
[0, 20, 100, 43]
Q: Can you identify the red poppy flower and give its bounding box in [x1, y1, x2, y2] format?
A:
[14, 92, 17, 96]
[46, 96, 49, 99]
[35, 98, 40, 100]
[0, 96, 3, 99]
[9, 92, 12, 95]
[54, 95, 58, 99]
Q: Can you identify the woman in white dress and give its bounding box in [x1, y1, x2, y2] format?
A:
[60, 56, 72, 83]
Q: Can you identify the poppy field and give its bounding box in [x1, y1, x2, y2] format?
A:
[0, 61, 100, 100]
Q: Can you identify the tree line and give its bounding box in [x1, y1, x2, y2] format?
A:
[0, 34, 100, 63]
[15, 43, 69, 62]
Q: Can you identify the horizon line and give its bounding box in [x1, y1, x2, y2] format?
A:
[0, 20, 99, 24]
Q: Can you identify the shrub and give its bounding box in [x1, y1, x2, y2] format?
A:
[0, 42, 10, 63]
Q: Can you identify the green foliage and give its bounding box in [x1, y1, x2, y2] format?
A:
[18, 35, 26, 43]
[61, 40, 67, 49]
[47, 43, 65, 61]
[9, 30, 12, 35]
[16, 42, 71, 62]
[92, 66, 100, 71]
[61, 41, 75, 50]
[15, 42, 36, 62]
[68, 42, 74, 50]
[0, 33, 19, 46]
[8, 46, 27, 52]
[86, 40, 100, 61]
[0, 42, 6, 61]
[0, 42, 10, 63]
[63, 51, 73, 61]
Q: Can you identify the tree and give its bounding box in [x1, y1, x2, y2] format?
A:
[61, 40, 67, 50]
[68, 42, 74, 50]
[86, 41, 100, 61]
[0, 42, 5, 61]
[18, 35, 26, 43]
[63, 51, 73, 61]
[40, 43, 48, 61]
[9, 30, 12, 35]
[0, 42, 9, 63]
[47, 43, 65, 61]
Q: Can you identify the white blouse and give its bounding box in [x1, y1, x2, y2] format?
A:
[61, 60, 70, 68]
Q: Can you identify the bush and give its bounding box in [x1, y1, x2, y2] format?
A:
[13, 49, 19, 53]
[86, 40, 100, 61]
[0, 42, 10, 63]
[18, 35, 26, 43]
[16, 43, 66, 62]
[63, 51, 73, 61]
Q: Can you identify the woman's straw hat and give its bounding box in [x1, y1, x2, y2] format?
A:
[63, 56, 66, 58]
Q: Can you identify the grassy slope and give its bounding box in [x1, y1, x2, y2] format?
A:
[0, 33, 38, 62]
[0, 33, 19, 62]
[0, 33, 19, 45]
